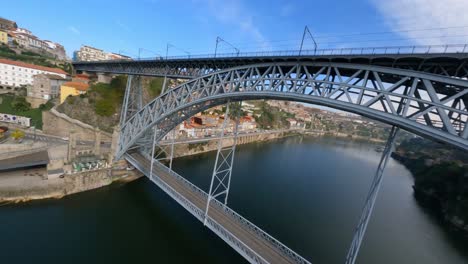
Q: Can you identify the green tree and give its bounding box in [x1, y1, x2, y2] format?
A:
[11, 96, 31, 112]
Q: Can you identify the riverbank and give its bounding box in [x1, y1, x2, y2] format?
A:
[0, 163, 142, 203]
[392, 138, 468, 235]
[0, 130, 385, 204]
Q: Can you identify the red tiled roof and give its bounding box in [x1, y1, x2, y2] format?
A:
[0, 58, 67, 76]
[75, 74, 89, 79]
[62, 82, 89, 91]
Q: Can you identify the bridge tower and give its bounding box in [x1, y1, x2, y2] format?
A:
[120, 75, 143, 124]
[204, 101, 242, 225]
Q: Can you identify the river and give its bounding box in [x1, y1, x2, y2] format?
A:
[0, 136, 467, 263]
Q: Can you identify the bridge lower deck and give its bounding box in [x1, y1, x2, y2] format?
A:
[126, 152, 307, 264]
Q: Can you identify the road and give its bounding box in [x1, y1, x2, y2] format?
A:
[159, 129, 301, 145]
[128, 152, 304, 264]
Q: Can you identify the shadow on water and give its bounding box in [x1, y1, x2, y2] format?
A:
[0, 135, 467, 264]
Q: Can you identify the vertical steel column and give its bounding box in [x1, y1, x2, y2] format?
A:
[120, 75, 143, 125]
[149, 126, 158, 179]
[169, 129, 175, 170]
[204, 102, 242, 225]
[345, 126, 400, 264]
[224, 103, 241, 204]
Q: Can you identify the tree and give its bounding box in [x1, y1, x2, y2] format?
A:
[11, 96, 31, 112]
[11, 129, 25, 141]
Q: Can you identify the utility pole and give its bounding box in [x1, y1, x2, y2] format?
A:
[214, 36, 240, 58]
[299, 26, 318, 55]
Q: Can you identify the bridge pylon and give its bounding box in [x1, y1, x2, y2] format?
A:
[120, 75, 143, 124]
[345, 126, 400, 264]
[204, 101, 242, 225]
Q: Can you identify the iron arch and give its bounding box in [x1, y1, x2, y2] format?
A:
[117, 62, 468, 158]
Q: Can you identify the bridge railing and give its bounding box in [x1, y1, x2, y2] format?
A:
[153, 159, 312, 264]
[129, 44, 468, 61]
[127, 153, 272, 263]
[211, 198, 312, 264]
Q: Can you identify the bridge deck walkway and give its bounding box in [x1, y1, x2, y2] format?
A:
[127, 152, 302, 264]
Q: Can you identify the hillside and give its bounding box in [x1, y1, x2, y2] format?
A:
[0, 44, 72, 74]
[56, 76, 165, 133]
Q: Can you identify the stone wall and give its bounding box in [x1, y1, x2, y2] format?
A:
[42, 108, 112, 141]
[64, 169, 112, 195]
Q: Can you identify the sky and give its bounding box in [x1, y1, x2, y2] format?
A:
[3, 0, 468, 58]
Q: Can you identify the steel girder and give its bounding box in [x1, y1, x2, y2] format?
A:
[116, 62, 468, 159]
[73, 55, 468, 79]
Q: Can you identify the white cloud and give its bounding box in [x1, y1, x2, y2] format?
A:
[194, 0, 270, 50]
[371, 0, 468, 45]
[68, 26, 80, 35]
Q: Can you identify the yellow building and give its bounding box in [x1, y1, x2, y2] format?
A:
[60, 82, 89, 104]
[0, 30, 7, 44]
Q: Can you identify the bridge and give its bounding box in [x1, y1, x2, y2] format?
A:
[73, 44, 468, 264]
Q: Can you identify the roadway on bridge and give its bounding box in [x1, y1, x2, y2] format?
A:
[128, 152, 301, 264]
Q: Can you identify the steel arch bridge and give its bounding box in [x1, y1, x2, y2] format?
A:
[74, 49, 468, 264]
[117, 62, 468, 158]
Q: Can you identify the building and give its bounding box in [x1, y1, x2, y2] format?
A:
[0, 30, 7, 44]
[72, 74, 90, 84]
[107, 52, 132, 61]
[43, 40, 67, 60]
[0, 58, 67, 89]
[74, 46, 133, 62]
[28, 74, 66, 101]
[74, 45, 108, 62]
[0, 17, 17, 31]
[60, 82, 89, 103]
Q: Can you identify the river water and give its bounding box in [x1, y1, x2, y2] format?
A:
[0, 136, 467, 263]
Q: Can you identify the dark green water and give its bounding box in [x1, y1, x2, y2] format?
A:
[0, 136, 467, 263]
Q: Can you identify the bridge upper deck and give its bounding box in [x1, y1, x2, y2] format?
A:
[126, 152, 310, 264]
[73, 44, 468, 78]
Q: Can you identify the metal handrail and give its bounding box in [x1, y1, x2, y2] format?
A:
[153, 160, 311, 264]
[80, 44, 468, 63]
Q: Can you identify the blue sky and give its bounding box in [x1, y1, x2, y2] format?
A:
[3, 0, 468, 58]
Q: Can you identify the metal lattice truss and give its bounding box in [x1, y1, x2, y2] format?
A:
[204, 102, 241, 225]
[74, 52, 468, 79]
[75, 60, 243, 79]
[117, 62, 468, 159]
[120, 75, 143, 124]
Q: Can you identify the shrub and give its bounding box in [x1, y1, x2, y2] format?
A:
[95, 99, 115, 116]
[11, 96, 31, 112]
[11, 129, 25, 140]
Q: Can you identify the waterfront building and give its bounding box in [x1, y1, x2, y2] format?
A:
[28, 74, 67, 101]
[0, 58, 67, 89]
[60, 82, 89, 103]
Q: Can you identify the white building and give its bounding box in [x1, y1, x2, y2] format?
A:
[74, 45, 108, 62]
[0, 58, 67, 88]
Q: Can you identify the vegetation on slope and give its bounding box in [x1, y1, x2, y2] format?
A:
[393, 138, 468, 232]
[0, 94, 50, 129]
[0, 44, 72, 74]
